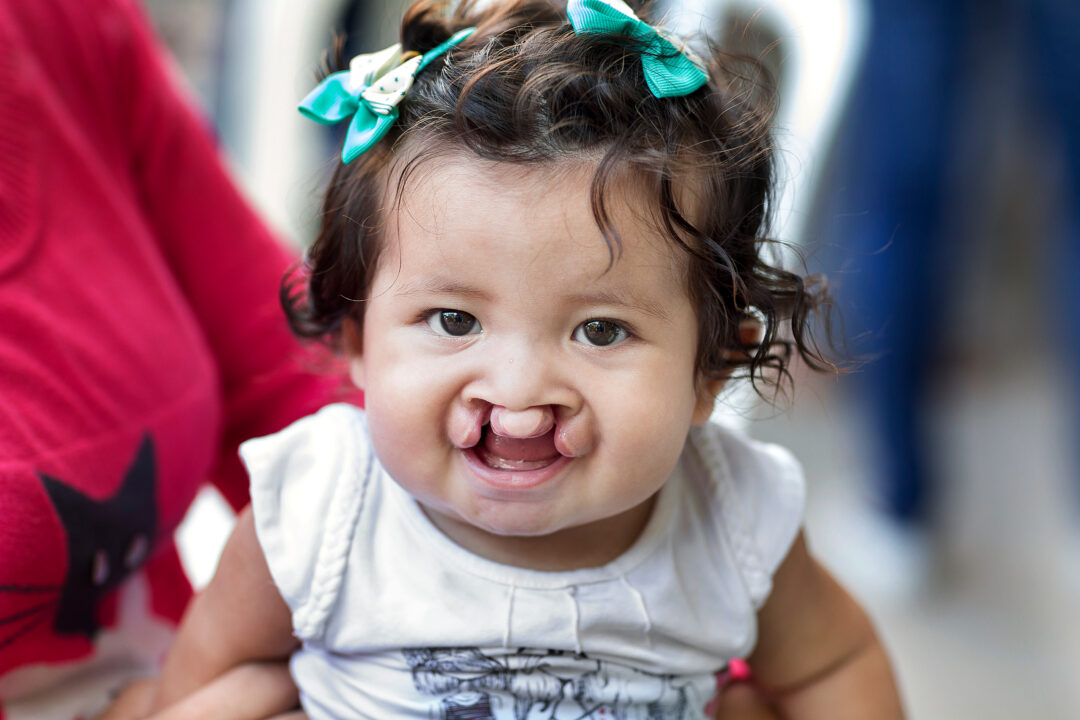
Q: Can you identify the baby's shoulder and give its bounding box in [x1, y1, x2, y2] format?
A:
[681, 422, 806, 608]
[276, 401, 368, 438]
[243, 403, 374, 639]
[686, 420, 804, 494]
[240, 402, 368, 473]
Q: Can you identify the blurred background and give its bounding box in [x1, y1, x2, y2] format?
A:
[145, 0, 1080, 717]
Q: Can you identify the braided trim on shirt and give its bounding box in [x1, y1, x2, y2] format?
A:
[292, 415, 374, 639]
[687, 426, 771, 602]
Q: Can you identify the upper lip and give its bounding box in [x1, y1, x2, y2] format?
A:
[453, 403, 586, 459]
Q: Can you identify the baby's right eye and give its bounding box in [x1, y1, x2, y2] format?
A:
[426, 310, 481, 337]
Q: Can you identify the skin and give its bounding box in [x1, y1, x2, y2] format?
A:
[100, 664, 300, 720]
[350, 157, 721, 570]
[146, 157, 904, 719]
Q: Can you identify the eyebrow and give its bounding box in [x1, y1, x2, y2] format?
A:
[393, 279, 670, 321]
[392, 277, 491, 301]
[569, 290, 671, 321]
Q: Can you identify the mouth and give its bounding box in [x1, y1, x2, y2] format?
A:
[461, 422, 570, 492]
[474, 424, 561, 471]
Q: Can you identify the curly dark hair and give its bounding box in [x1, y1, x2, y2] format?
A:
[284, 0, 837, 392]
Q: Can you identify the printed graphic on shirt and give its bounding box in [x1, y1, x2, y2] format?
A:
[403, 647, 704, 719]
[0, 435, 159, 650]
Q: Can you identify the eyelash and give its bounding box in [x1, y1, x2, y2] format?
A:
[572, 318, 632, 347]
[424, 309, 482, 337]
[420, 309, 635, 347]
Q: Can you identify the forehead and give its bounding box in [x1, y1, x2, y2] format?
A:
[382, 154, 690, 294]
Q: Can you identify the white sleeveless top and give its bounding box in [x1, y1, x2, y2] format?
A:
[242, 403, 804, 720]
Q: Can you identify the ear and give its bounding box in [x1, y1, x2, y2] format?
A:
[342, 318, 366, 390]
[692, 317, 763, 424]
[691, 376, 728, 425]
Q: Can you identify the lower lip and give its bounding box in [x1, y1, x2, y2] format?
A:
[461, 447, 571, 493]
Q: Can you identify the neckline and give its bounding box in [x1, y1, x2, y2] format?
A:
[388, 460, 683, 590]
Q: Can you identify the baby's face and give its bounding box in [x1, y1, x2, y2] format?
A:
[351, 157, 719, 567]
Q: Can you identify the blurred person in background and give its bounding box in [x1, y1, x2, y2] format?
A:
[809, 0, 1080, 585]
[0, 0, 360, 717]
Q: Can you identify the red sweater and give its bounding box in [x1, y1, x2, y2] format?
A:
[0, 0, 352, 715]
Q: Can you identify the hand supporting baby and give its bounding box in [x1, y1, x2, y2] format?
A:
[97, 662, 299, 720]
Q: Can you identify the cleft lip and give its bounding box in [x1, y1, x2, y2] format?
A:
[450, 402, 492, 449]
[552, 415, 592, 458]
[488, 405, 555, 440]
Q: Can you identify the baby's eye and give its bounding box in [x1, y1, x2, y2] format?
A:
[573, 319, 629, 347]
[427, 309, 481, 337]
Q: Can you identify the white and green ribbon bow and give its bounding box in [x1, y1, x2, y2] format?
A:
[299, 27, 476, 163]
[568, 0, 707, 98]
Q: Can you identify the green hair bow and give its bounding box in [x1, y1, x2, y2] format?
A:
[567, 0, 708, 98]
[299, 28, 475, 164]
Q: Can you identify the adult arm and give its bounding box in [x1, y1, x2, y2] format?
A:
[111, 0, 353, 509]
[152, 507, 298, 710]
[98, 666, 299, 720]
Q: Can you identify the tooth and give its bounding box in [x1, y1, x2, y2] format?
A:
[476, 446, 553, 471]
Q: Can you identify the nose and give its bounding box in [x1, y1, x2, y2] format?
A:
[452, 338, 595, 456]
[461, 337, 580, 426]
[489, 405, 554, 438]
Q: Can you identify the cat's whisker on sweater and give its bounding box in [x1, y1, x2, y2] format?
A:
[0, 584, 62, 594]
[0, 608, 53, 649]
[0, 597, 59, 628]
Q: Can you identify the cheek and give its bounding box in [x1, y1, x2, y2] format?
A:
[359, 346, 461, 480]
[363, 359, 449, 447]
[360, 325, 450, 402]
[347, 355, 366, 390]
[594, 362, 699, 457]
[364, 400, 442, 499]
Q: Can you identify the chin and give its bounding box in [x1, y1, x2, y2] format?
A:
[474, 517, 557, 539]
[467, 507, 571, 539]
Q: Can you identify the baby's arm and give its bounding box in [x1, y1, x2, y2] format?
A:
[746, 533, 905, 719]
[153, 507, 298, 710]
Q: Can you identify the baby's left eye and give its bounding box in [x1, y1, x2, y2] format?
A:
[426, 309, 482, 337]
[573, 319, 629, 347]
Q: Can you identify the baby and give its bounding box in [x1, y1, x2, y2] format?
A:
[154, 0, 904, 718]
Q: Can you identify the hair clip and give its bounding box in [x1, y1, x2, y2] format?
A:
[299, 27, 476, 163]
[567, 0, 708, 98]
